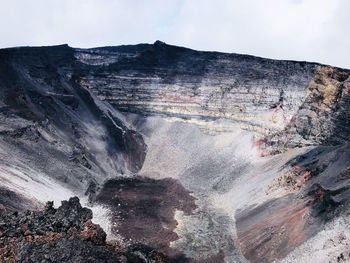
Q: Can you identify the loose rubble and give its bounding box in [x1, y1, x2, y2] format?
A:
[0, 197, 169, 263]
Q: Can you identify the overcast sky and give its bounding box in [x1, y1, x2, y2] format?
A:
[0, 0, 349, 68]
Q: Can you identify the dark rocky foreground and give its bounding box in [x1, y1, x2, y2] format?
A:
[0, 197, 170, 263]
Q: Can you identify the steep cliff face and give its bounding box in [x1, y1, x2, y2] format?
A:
[0, 45, 146, 203]
[74, 41, 349, 147]
[263, 66, 350, 152]
[0, 42, 349, 263]
[75, 41, 318, 135]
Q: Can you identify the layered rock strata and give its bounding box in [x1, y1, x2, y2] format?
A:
[0, 42, 349, 263]
[75, 41, 318, 135]
[263, 66, 350, 152]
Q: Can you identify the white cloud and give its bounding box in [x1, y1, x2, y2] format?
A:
[0, 0, 349, 68]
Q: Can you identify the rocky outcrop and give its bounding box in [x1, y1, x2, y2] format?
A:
[75, 41, 317, 135]
[262, 66, 350, 152]
[0, 45, 146, 198]
[0, 197, 169, 263]
[74, 42, 350, 147]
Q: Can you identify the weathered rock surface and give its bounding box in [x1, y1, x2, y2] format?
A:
[0, 187, 38, 212]
[75, 41, 318, 135]
[0, 42, 349, 263]
[0, 197, 170, 263]
[96, 176, 197, 261]
[236, 143, 350, 262]
[74, 41, 350, 147]
[0, 44, 146, 201]
[262, 66, 350, 152]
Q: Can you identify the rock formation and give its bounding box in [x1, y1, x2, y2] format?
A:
[0, 197, 169, 262]
[0, 41, 349, 262]
[75, 41, 317, 135]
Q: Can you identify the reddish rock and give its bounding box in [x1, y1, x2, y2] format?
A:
[80, 220, 106, 245]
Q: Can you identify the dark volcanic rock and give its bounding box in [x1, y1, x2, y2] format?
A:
[0, 197, 169, 263]
[0, 44, 147, 195]
[0, 197, 92, 241]
[96, 176, 197, 261]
